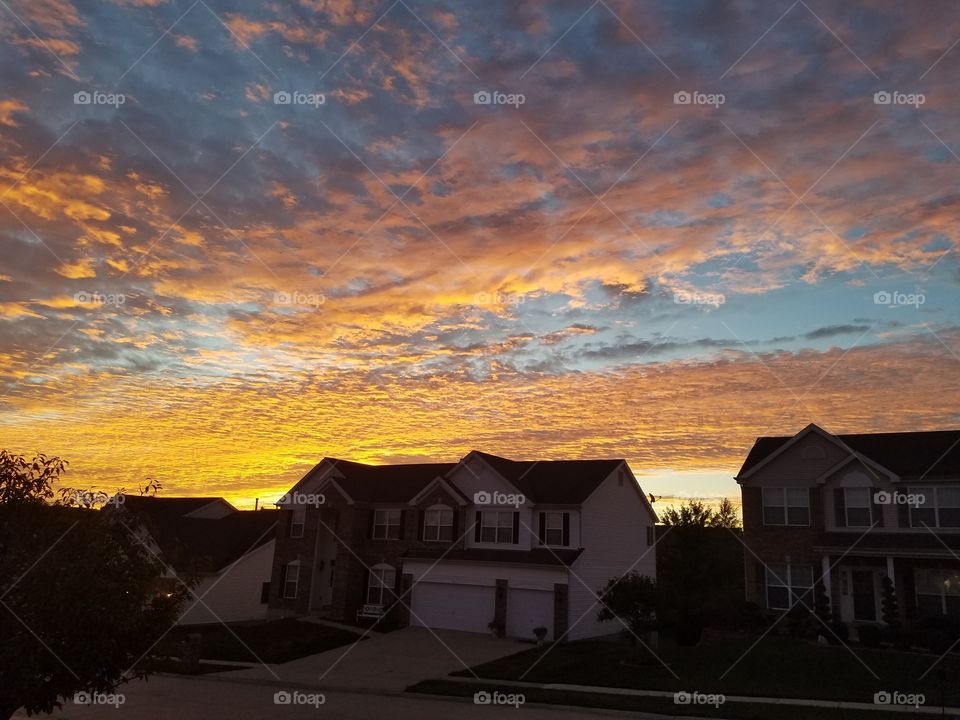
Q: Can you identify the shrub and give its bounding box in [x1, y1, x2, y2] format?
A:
[880, 576, 900, 636]
[736, 601, 767, 634]
[914, 615, 960, 654]
[786, 605, 811, 637]
[828, 620, 849, 644]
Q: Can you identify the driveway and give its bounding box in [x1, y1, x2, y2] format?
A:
[221, 626, 522, 692]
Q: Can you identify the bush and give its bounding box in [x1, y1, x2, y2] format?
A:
[736, 602, 767, 634]
[828, 620, 849, 645]
[914, 615, 960, 654]
[786, 605, 811, 637]
[858, 624, 882, 648]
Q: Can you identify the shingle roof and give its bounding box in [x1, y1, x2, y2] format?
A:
[737, 429, 960, 480]
[404, 547, 583, 566]
[325, 459, 458, 502]
[471, 451, 623, 503]
[122, 497, 278, 573]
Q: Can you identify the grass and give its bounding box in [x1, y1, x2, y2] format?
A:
[153, 618, 363, 664]
[450, 634, 960, 708]
[408, 679, 897, 719]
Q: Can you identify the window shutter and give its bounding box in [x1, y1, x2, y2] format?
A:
[474, 511, 482, 542]
[398, 509, 406, 539]
[562, 513, 570, 546]
[417, 510, 425, 540]
[871, 492, 884, 527]
[538, 513, 546, 545]
[756, 561, 766, 607]
[368, 509, 376, 539]
[834, 489, 846, 528]
[896, 488, 909, 528]
[512, 512, 520, 544]
[451, 509, 459, 540]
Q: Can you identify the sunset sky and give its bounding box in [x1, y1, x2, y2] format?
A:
[1, 0, 959, 509]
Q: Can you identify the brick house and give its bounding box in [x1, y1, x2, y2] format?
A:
[737, 424, 960, 624]
[268, 450, 657, 640]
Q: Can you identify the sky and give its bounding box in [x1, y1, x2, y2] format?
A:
[1, 0, 959, 510]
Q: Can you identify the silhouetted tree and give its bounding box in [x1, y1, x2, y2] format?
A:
[0, 452, 191, 720]
[881, 575, 900, 630]
[659, 498, 741, 528]
[596, 572, 658, 644]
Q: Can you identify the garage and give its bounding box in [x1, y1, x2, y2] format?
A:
[506, 587, 555, 641]
[410, 581, 494, 634]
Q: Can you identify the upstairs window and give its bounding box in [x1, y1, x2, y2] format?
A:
[373, 509, 402, 539]
[762, 487, 810, 526]
[480, 511, 514, 544]
[844, 488, 872, 527]
[423, 507, 454, 542]
[910, 488, 960, 529]
[290, 507, 305, 538]
[543, 512, 565, 546]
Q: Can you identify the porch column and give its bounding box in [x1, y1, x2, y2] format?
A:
[886, 556, 895, 581]
[820, 555, 831, 597]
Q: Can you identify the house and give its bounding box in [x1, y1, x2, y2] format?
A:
[119, 496, 279, 624]
[736, 423, 960, 624]
[268, 450, 657, 640]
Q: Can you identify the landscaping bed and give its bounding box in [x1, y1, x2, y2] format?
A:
[152, 618, 363, 664]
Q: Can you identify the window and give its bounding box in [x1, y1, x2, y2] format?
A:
[762, 487, 809, 526]
[543, 512, 564, 546]
[283, 563, 299, 599]
[915, 568, 960, 616]
[373, 509, 401, 539]
[367, 565, 396, 606]
[765, 564, 813, 610]
[424, 507, 454, 541]
[290, 507, 305, 538]
[480, 511, 513, 544]
[910, 488, 960, 529]
[844, 488, 872, 527]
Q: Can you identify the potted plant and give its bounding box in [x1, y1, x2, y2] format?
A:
[533, 626, 548, 645]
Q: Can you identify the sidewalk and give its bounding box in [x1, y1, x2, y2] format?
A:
[439, 675, 959, 715]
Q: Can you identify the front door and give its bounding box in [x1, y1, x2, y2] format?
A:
[851, 570, 877, 622]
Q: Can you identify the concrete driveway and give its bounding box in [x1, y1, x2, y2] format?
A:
[222, 626, 524, 692]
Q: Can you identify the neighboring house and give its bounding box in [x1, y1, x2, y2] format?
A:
[119, 496, 279, 625]
[736, 423, 960, 625]
[268, 450, 657, 640]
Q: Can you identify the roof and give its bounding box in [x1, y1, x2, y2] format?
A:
[471, 451, 623, 504]
[737, 429, 960, 481]
[122, 496, 278, 573]
[403, 547, 583, 567]
[324, 459, 458, 502]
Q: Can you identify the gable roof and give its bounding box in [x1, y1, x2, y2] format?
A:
[737, 429, 960, 481]
[469, 451, 624, 504]
[122, 496, 278, 573]
[323, 458, 458, 503]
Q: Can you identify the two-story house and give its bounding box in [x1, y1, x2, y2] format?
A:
[737, 424, 960, 625]
[268, 450, 657, 640]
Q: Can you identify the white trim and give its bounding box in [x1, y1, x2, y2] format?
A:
[812, 453, 898, 486]
[409, 476, 468, 506]
[451, 451, 530, 500]
[738, 423, 854, 482]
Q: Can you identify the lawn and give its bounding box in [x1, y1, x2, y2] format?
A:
[408, 679, 901, 720]
[152, 618, 363, 664]
[451, 634, 960, 709]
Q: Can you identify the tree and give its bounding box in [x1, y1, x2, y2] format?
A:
[659, 498, 741, 528]
[881, 575, 900, 631]
[596, 572, 658, 643]
[0, 452, 191, 720]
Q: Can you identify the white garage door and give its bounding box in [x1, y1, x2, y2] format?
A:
[410, 582, 494, 634]
[507, 588, 555, 641]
